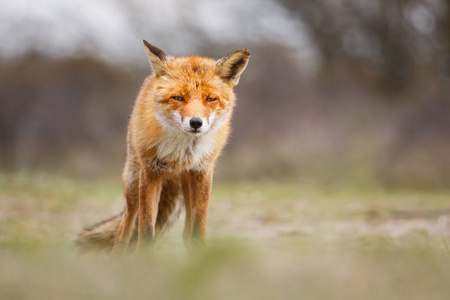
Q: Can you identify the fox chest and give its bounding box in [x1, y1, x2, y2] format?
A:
[149, 133, 215, 172]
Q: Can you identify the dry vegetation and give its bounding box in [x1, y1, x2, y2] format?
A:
[1, 171, 449, 300]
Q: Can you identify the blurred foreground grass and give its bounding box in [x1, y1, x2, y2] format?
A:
[1, 171, 450, 300]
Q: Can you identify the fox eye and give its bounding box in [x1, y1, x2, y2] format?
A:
[172, 96, 184, 102]
[206, 97, 218, 102]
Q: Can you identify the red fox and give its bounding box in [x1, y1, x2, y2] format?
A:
[76, 41, 250, 253]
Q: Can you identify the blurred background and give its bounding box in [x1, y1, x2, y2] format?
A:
[2, 2, 450, 299]
[1, 0, 449, 188]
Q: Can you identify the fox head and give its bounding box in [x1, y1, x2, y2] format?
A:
[143, 40, 250, 136]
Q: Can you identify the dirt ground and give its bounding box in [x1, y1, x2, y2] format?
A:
[1, 172, 449, 300]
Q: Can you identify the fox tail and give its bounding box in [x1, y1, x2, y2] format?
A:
[75, 212, 124, 253]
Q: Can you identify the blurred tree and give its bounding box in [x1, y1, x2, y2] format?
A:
[0, 55, 141, 174]
[279, 0, 450, 95]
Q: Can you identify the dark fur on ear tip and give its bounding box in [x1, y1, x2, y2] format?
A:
[230, 49, 250, 58]
[143, 40, 168, 61]
[240, 48, 251, 55]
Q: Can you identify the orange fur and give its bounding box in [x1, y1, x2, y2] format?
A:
[76, 41, 250, 253]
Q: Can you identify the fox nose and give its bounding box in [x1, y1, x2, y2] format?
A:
[189, 117, 203, 129]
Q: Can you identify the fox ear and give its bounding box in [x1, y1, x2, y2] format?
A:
[143, 40, 171, 76]
[215, 49, 250, 86]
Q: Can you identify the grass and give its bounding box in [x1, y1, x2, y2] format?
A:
[1, 171, 450, 300]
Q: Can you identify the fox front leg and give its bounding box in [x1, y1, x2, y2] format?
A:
[137, 169, 162, 248]
[184, 169, 213, 247]
[111, 167, 139, 254]
[181, 173, 193, 249]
